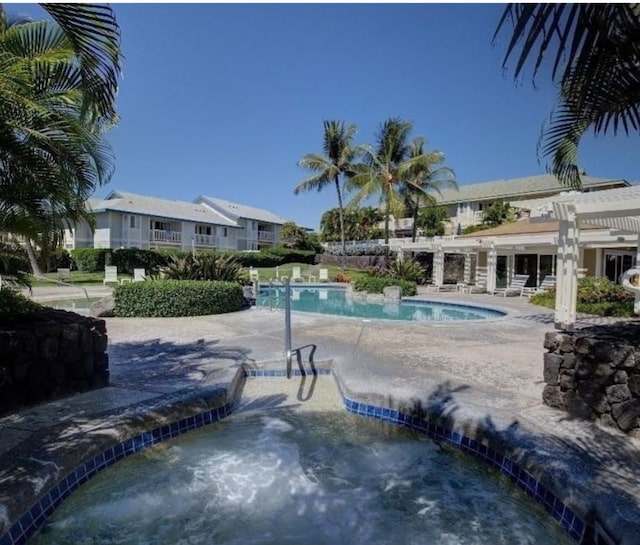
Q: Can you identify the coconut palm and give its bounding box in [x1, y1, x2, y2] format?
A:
[0, 8, 117, 274]
[494, 4, 640, 189]
[295, 120, 365, 266]
[347, 118, 413, 248]
[400, 138, 456, 242]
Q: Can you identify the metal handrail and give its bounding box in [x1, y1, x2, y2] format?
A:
[283, 277, 316, 378]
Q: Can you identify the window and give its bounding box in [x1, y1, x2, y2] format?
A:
[218, 226, 228, 237]
[151, 220, 171, 231]
[604, 252, 635, 284]
[196, 225, 211, 235]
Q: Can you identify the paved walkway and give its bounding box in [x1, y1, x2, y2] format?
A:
[1, 286, 639, 544]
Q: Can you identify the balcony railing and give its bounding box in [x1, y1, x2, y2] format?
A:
[151, 229, 181, 243]
[258, 230, 274, 241]
[193, 233, 219, 246]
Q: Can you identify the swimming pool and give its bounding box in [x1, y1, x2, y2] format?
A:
[41, 297, 102, 311]
[257, 286, 505, 322]
[28, 410, 573, 545]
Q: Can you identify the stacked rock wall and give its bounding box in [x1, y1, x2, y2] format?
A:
[543, 323, 640, 437]
[0, 310, 109, 414]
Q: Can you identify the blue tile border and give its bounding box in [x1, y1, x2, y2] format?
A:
[339, 393, 588, 544]
[1, 367, 598, 545]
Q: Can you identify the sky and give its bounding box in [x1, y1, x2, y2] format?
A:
[11, 3, 640, 230]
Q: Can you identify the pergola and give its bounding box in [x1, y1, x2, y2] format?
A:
[551, 185, 640, 330]
[390, 185, 640, 331]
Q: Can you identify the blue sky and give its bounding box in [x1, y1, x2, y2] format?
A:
[13, 3, 640, 230]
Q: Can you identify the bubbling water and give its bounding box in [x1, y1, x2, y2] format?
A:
[30, 412, 573, 545]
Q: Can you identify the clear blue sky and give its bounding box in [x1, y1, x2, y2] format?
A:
[13, 3, 640, 230]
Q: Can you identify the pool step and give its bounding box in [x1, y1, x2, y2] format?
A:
[237, 375, 344, 414]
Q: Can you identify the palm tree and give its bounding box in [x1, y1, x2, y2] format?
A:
[347, 118, 412, 249]
[494, 4, 640, 189]
[295, 120, 365, 266]
[0, 8, 117, 275]
[401, 138, 457, 242]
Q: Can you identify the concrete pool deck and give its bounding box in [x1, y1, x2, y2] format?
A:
[1, 285, 639, 544]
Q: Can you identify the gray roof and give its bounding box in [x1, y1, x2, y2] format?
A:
[436, 174, 629, 205]
[91, 191, 239, 227]
[196, 195, 290, 225]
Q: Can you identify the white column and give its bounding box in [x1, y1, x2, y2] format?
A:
[434, 249, 444, 286]
[486, 247, 497, 294]
[554, 204, 579, 330]
[463, 253, 471, 284]
[397, 248, 405, 262]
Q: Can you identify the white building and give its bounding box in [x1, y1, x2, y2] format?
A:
[63, 190, 290, 252]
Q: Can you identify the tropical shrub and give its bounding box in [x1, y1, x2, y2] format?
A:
[530, 276, 635, 317]
[159, 253, 247, 283]
[262, 247, 317, 264]
[335, 272, 351, 283]
[42, 248, 72, 272]
[385, 258, 425, 284]
[0, 289, 43, 319]
[114, 280, 244, 317]
[353, 275, 417, 296]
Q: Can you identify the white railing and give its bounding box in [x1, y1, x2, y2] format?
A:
[194, 233, 218, 246]
[258, 230, 274, 241]
[151, 229, 181, 243]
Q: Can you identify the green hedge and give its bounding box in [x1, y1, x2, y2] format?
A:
[353, 275, 417, 296]
[111, 248, 167, 275]
[71, 248, 113, 272]
[113, 280, 244, 317]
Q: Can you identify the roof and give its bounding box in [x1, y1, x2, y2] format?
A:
[91, 191, 239, 227]
[458, 217, 604, 238]
[436, 174, 629, 205]
[196, 195, 290, 225]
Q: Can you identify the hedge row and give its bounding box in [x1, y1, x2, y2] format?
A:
[70, 247, 317, 273]
[113, 280, 244, 317]
[353, 275, 417, 297]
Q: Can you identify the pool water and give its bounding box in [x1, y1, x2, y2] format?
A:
[41, 297, 102, 310]
[30, 411, 573, 545]
[257, 287, 504, 322]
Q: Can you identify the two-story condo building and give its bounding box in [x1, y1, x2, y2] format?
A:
[385, 174, 630, 236]
[64, 190, 290, 252]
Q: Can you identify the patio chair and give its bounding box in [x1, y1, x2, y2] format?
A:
[319, 268, 329, 282]
[529, 275, 556, 296]
[133, 268, 146, 282]
[57, 267, 72, 283]
[249, 267, 260, 283]
[103, 266, 119, 286]
[493, 274, 530, 297]
[291, 267, 304, 283]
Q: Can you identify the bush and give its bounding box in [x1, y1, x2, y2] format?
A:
[43, 248, 72, 272]
[71, 248, 112, 272]
[112, 248, 167, 275]
[160, 253, 247, 283]
[261, 247, 317, 264]
[114, 280, 245, 317]
[530, 276, 635, 317]
[0, 289, 43, 318]
[353, 275, 417, 296]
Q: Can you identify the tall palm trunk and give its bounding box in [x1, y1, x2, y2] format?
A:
[24, 239, 43, 276]
[335, 175, 346, 269]
[383, 193, 391, 258]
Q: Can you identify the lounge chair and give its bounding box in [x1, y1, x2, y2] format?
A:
[249, 268, 260, 283]
[319, 268, 329, 282]
[103, 266, 119, 286]
[528, 275, 556, 296]
[57, 268, 71, 283]
[291, 267, 304, 283]
[133, 268, 146, 282]
[493, 274, 530, 297]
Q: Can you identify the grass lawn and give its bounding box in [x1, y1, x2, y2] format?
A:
[30, 271, 127, 286]
[29, 262, 373, 286]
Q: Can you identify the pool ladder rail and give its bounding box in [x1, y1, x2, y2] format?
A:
[282, 278, 316, 379]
